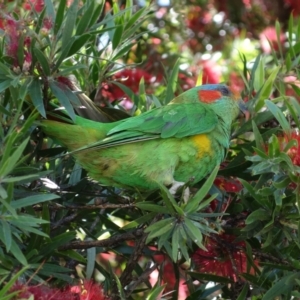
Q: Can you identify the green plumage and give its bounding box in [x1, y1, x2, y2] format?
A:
[40, 84, 243, 190]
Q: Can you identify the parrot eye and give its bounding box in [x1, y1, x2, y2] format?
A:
[218, 86, 231, 96]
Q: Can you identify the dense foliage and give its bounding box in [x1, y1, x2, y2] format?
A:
[1, 0, 300, 299]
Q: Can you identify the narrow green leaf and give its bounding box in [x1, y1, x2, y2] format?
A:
[9, 215, 49, 226]
[240, 179, 262, 201]
[28, 78, 46, 118]
[112, 25, 124, 50]
[184, 217, 205, 249]
[262, 273, 298, 300]
[67, 33, 91, 56]
[58, 250, 86, 263]
[145, 218, 175, 239]
[54, 36, 76, 69]
[54, 0, 66, 35]
[0, 185, 8, 199]
[8, 238, 27, 265]
[88, 2, 104, 28]
[113, 274, 126, 300]
[121, 212, 156, 230]
[255, 67, 280, 111]
[49, 81, 75, 120]
[58, 64, 88, 75]
[178, 232, 189, 261]
[61, 0, 79, 51]
[171, 225, 179, 262]
[11, 194, 59, 209]
[1, 220, 12, 252]
[0, 137, 29, 178]
[0, 80, 11, 93]
[196, 193, 218, 212]
[147, 284, 167, 300]
[236, 283, 249, 300]
[86, 246, 96, 280]
[34, 48, 50, 76]
[157, 229, 172, 250]
[288, 14, 294, 46]
[246, 209, 269, 224]
[19, 78, 32, 101]
[138, 77, 147, 106]
[185, 166, 219, 213]
[286, 53, 292, 72]
[135, 203, 169, 213]
[44, 0, 56, 21]
[265, 100, 291, 135]
[125, 7, 147, 30]
[157, 183, 182, 215]
[0, 267, 28, 298]
[34, 7, 46, 34]
[76, 1, 95, 35]
[285, 98, 300, 128]
[165, 59, 180, 103]
[275, 20, 283, 57]
[40, 231, 76, 256]
[252, 121, 265, 151]
[253, 55, 264, 92]
[111, 81, 140, 106]
[2, 173, 49, 183]
[0, 62, 12, 75]
[112, 42, 135, 61]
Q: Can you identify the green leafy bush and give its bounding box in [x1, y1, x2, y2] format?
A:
[1, 0, 300, 299]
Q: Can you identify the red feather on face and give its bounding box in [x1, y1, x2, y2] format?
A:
[198, 90, 222, 103]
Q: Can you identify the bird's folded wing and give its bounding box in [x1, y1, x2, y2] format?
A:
[72, 102, 217, 153]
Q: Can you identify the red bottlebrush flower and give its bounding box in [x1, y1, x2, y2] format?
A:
[242, 0, 251, 8]
[280, 131, 300, 166]
[228, 72, 245, 94]
[214, 176, 243, 193]
[100, 68, 158, 109]
[23, 0, 44, 12]
[186, 6, 212, 32]
[4, 18, 20, 61]
[70, 280, 107, 300]
[201, 60, 222, 84]
[259, 26, 286, 54]
[2, 16, 32, 69]
[57, 76, 75, 90]
[284, 0, 300, 16]
[10, 282, 74, 300]
[152, 254, 189, 299]
[0, 18, 4, 30]
[11, 281, 109, 300]
[23, 52, 32, 72]
[192, 234, 258, 282]
[43, 17, 53, 30]
[283, 75, 300, 102]
[178, 73, 196, 91]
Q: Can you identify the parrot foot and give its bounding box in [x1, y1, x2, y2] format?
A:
[168, 181, 190, 203]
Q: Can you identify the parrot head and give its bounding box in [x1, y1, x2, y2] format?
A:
[197, 84, 249, 122]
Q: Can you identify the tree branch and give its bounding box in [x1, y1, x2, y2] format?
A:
[58, 229, 144, 250]
[110, 215, 163, 300]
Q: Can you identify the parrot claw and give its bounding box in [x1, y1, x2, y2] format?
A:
[168, 181, 190, 203]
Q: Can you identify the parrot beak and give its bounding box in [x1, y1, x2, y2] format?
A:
[238, 99, 250, 121]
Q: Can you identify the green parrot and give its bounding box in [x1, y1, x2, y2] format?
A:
[39, 84, 247, 192]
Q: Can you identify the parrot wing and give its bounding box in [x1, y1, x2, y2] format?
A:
[73, 102, 218, 152]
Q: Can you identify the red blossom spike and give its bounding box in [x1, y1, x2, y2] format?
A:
[10, 281, 109, 300]
[192, 234, 259, 282]
[23, 0, 44, 12]
[214, 176, 243, 193]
